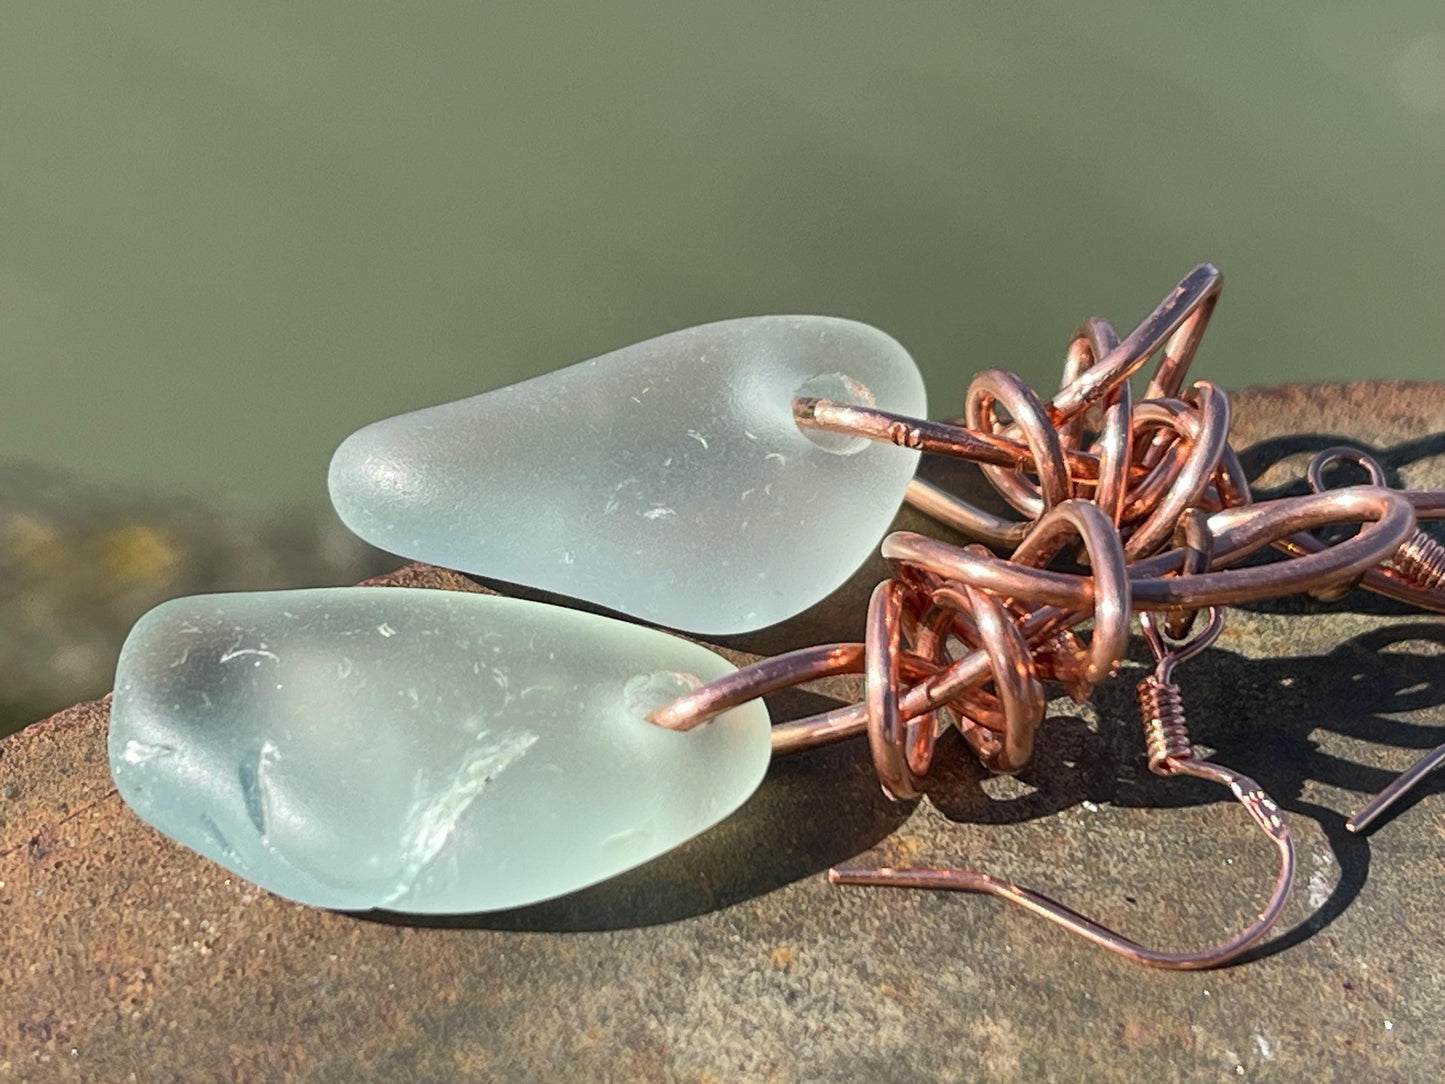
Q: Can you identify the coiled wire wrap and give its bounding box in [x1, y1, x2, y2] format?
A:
[1306, 445, 1445, 600]
[1391, 530, 1445, 591]
[1138, 676, 1191, 775]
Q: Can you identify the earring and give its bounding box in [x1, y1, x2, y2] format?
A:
[107, 264, 1445, 973]
[326, 315, 925, 635]
[108, 586, 770, 913]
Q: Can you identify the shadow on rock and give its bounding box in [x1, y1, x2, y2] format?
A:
[1237, 428, 1445, 499]
[919, 620, 1445, 819]
[918, 620, 1445, 959]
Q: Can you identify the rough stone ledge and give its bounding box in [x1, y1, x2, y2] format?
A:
[2, 382, 1444, 1082]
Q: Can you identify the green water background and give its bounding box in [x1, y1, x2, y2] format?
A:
[2, 3, 1441, 509]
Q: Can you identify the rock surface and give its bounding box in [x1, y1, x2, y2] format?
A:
[3, 382, 1445, 1081]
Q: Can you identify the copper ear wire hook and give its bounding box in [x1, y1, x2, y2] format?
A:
[829, 609, 1294, 971]
[1299, 445, 1445, 832]
[1346, 744, 1445, 834]
[643, 545, 1301, 968]
[1305, 446, 1445, 600]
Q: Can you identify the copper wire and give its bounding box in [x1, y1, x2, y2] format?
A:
[833, 609, 1295, 971]
[1307, 445, 1445, 597]
[641, 264, 1444, 966]
[1138, 675, 1191, 771]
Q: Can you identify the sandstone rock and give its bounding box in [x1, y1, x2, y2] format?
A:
[2, 383, 1443, 1081]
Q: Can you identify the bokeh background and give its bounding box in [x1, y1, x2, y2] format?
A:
[2, 4, 1442, 732]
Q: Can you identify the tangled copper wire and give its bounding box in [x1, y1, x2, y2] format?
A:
[648, 265, 1445, 969]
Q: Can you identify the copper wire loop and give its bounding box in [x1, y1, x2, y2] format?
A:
[646, 265, 1443, 968]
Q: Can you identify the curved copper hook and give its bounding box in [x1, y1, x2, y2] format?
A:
[1300, 445, 1445, 610]
[829, 763, 1294, 970]
[832, 608, 1295, 971]
[965, 368, 1072, 519]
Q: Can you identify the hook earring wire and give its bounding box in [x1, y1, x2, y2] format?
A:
[830, 608, 1296, 971]
[1347, 743, 1445, 834]
[1302, 446, 1445, 606]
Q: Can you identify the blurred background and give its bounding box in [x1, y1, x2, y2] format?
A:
[1, 4, 1442, 733]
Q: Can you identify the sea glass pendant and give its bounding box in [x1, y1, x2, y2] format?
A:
[109, 588, 771, 913]
[328, 316, 926, 634]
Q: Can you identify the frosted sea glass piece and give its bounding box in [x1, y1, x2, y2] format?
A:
[109, 588, 771, 913]
[328, 316, 926, 634]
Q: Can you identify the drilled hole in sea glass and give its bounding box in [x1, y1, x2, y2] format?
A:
[623, 669, 704, 721]
[794, 372, 876, 456]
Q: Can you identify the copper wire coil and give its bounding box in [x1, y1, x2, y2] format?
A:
[1392, 530, 1445, 591]
[1137, 676, 1192, 774]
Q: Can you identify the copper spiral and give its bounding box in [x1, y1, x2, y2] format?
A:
[1303, 445, 1445, 603]
[1392, 530, 1445, 591]
[1137, 675, 1192, 775]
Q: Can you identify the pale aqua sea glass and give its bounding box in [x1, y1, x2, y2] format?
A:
[328, 316, 926, 634]
[109, 588, 771, 913]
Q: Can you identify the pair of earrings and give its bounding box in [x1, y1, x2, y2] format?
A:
[108, 268, 1445, 971]
[109, 315, 933, 914]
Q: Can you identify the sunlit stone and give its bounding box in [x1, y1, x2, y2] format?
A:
[328, 316, 926, 633]
[109, 588, 771, 913]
